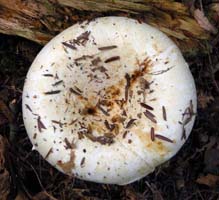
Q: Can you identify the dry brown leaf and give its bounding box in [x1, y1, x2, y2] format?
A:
[196, 174, 219, 187]
[123, 186, 144, 200]
[194, 9, 217, 34]
[15, 191, 29, 200]
[210, 3, 219, 16]
[33, 191, 58, 200]
[198, 91, 214, 109]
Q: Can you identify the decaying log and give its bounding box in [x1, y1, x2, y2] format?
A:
[0, 0, 211, 53]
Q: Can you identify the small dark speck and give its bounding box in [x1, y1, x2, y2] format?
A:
[80, 157, 85, 167]
[128, 139, 132, 144]
[33, 133, 37, 139]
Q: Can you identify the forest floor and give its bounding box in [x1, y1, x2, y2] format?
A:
[0, 6, 219, 200]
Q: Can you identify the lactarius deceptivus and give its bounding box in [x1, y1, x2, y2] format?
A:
[22, 17, 197, 185]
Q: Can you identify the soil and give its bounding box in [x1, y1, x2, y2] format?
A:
[0, 11, 219, 200]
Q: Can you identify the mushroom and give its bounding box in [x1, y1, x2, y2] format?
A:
[22, 17, 197, 185]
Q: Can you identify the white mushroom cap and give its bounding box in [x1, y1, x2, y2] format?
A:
[22, 17, 197, 185]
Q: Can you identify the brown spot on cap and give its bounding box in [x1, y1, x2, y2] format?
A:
[57, 151, 75, 174]
[82, 106, 97, 115]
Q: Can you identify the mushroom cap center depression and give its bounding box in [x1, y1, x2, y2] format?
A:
[59, 43, 153, 144]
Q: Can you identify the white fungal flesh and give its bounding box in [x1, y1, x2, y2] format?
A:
[22, 17, 197, 185]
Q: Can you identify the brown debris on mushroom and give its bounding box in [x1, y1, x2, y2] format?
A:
[57, 151, 75, 174]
